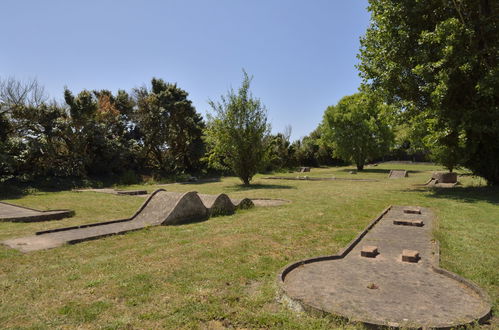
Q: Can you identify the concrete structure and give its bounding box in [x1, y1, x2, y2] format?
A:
[3, 190, 257, 253]
[278, 206, 491, 328]
[388, 169, 408, 179]
[0, 202, 74, 223]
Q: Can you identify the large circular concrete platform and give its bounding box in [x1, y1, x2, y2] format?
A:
[278, 206, 491, 328]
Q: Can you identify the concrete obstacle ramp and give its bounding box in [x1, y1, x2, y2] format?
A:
[230, 198, 255, 210]
[388, 169, 408, 179]
[0, 201, 74, 223]
[2, 190, 208, 252]
[198, 193, 235, 216]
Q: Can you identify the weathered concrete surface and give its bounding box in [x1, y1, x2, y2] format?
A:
[2, 191, 265, 252]
[74, 189, 148, 195]
[432, 171, 458, 183]
[230, 198, 255, 210]
[198, 193, 235, 216]
[2, 190, 207, 252]
[279, 206, 491, 329]
[388, 170, 408, 179]
[0, 202, 74, 222]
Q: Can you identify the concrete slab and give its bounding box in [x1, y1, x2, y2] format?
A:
[0, 202, 74, 222]
[388, 170, 408, 179]
[278, 206, 491, 328]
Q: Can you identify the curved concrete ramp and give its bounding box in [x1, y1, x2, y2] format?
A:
[278, 206, 491, 328]
[3, 190, 208, 252]
[230, 198, 255, 210]
[198, 194, 235, 216]
[0, 201, 74, 223]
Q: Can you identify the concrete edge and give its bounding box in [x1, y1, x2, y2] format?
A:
[0, 201, 75, 223]
[35, 189, 166, 234]
[276, 205, 492, 329]
[430, 241, 492, 326]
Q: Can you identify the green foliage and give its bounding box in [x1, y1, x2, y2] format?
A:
[321, 92, 394, 170]
[134, 78, 205, 175]
[292, 127, 338, 167]
[204, 71, 270, 185]
[359, 0, 499, 183]
[0, 76, 207, 184]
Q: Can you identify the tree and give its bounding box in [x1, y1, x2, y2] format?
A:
[0, 77, 49, 180]
[321, 93, 394, 170]
[64, 88, 137, 177]
[204, 71, 270, 185]
[133, 78, 205, 175]
[358, 0, 499, 183]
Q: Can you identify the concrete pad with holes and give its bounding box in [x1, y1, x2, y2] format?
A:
[278, 206, 491, 328]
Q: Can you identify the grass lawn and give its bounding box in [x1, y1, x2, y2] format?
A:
[0, 163, 497, 329]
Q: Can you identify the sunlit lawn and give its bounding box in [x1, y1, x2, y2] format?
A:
[0, 163, 497, 329]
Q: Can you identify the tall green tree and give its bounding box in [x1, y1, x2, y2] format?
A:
[64, 88, 136, 177]
[134, 78, 205, 175]
[204, 71, 270, 185]
[321, 92, 394, 170]
[359, 0, 498, 183]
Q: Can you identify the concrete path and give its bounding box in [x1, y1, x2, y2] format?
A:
[0, 202, 74, 222]
[2, 190, 260, 253]
[279, 206, 491, 328]
[3, 190, 207, 252]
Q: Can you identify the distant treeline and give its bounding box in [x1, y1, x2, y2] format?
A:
[0, 77, 423, 188]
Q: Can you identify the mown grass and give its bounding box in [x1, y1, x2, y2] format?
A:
[0, 163, 497, 329]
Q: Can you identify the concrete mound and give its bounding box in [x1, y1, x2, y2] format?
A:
[230, 198, 255, 210]
[388, 169, 408, 178]
[421, 172, 459, 188]
[278, 206, 491, 328]
[0, 201, 74, 223]
[198, 194, 235, 216]
[2, 190, 209, 252]
[3, 190, 263, 252]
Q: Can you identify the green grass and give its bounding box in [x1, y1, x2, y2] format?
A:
[0, 163, 497, 329]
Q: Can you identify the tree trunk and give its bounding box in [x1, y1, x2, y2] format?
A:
[356, 163, 364, 171]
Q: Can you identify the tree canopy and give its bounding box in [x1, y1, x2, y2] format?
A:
[359, 0, 498, 183]
[321, 92, 394, 170]
[204, 71, 270, 185]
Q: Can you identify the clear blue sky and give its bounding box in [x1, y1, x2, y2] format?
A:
[0, 0, 370, 141]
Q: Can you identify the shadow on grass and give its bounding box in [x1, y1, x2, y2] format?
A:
[229, 183, 295, 191]
[409, 186, 499, 204]
[338, 168, 390, 174]
[0, 184, 26, 200]
[339, 168, 426, 174]
[177, 177, 221, 185]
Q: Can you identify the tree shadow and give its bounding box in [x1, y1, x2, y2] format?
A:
[0, 184, 26, 200]
[407, 186, 499, 205]
[177, 177, 221, 185]
[229, 183, 295, 191]
[338, 168, 390, 174]
[339, 168, 426, 174]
